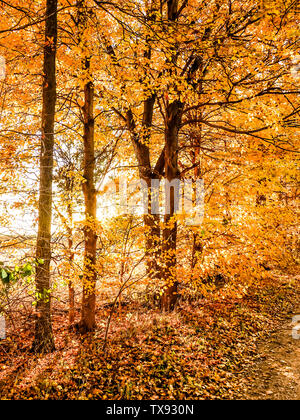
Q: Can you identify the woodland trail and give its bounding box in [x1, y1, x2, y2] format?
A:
[241, 303, 300, 400]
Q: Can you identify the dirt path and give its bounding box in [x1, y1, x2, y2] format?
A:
[242, 309, 300, 400]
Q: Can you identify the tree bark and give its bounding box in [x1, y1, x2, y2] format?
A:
[80, 78, 97, 332]
[126, 103, 163, 282]
[67, 232, 75, 325]
[104, 3, 164, 284]
[32, 0, 57, 353]
[77, 1, 98, 333]
[161, 100, 183, 311]
[66, 179, 75, 325]
[160, 0, 182, 311]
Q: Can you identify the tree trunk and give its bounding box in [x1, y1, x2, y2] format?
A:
[161, 100, 182, 311]
[80, 78, 97, 332]
[67, 235, 75, 325]
[108, 5, 164, 285]
[32, 0, 57, 353]
[126, 102, 163, 282]
[160, 0, 182, 311]
[75, 1, 98, 333]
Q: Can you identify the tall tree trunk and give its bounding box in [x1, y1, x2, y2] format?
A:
[81, 78, 97, 332]
[32, 0, 57, 353]
[160, 0, 182, 311]
[126, 103, 163, 282]
[106, 1, 163, 284]
[67, 213, 75, 325]
[62, 169, 75, 325]
[68, 236, 75, 325]
[161, 100, 182, 311]
[77, 1, 97, 333]
[141, 6, 162, 280]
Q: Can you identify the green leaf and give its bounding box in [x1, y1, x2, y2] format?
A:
[21, 263, 33, 277]
[1, 268, 10, 285]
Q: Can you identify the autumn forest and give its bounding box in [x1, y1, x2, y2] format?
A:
[0, 0, 299, 401]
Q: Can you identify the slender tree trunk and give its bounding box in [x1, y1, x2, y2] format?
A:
[32, 0, 57, 353]
[159, 0, 202, 309]
[80, 77, 97, 332]
[107, 2, 163, 284]
[160, 0, 182, 311]
[65, 173, 75, 325]
[55, 178, 75, 325]
[140, 15, 162, 280]
[66, 182, 75, 325]
[77, 1, 97, 333]
[161, 100, 182, 311]
[67, 231, 75, 325]
[126, 103, 163, 282]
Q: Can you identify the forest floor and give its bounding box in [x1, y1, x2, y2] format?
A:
[240, 302, 300, 400]
[0, 268, 299, 400]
